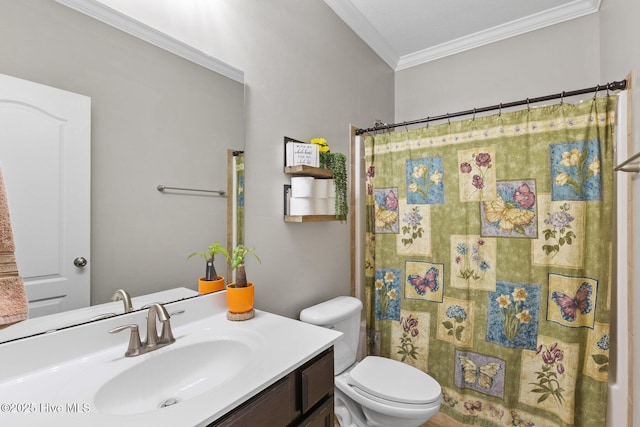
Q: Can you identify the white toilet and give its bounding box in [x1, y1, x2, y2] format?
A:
[300, 296, 441, 427]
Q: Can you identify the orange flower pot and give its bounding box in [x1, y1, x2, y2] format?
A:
[198, 276, 225, 294]
[226, 282, 254, 314]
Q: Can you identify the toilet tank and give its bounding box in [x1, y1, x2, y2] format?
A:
[300, 296, 363, 374]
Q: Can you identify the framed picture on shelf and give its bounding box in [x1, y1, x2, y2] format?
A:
[284, 136, 319, 167]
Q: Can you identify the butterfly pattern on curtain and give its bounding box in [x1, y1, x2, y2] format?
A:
[364, 96, 616, 427]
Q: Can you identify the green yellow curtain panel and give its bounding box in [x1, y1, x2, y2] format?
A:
[235, 152, 245, 245]
[364, 96, 616, 427]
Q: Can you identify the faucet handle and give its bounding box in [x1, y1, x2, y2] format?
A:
[158, 309, 185, 344]
[109, 324, 142, 357]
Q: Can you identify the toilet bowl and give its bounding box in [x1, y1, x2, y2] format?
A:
[300, 296, 441, 427]
[335, 356, 441, 427]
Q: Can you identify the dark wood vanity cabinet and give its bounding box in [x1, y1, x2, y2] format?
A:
[209, 347, 334, 427]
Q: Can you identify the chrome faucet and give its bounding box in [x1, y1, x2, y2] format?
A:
[89, 289, 133, 321]
[109, 302, 184, 357]
[111, 289, 134, 313]
[145, 303, 173, 347]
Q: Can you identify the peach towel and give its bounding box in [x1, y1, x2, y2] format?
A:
[0, 168, 28, 327]
[0, 276, 28, 327]
[0, 168, 15, 254]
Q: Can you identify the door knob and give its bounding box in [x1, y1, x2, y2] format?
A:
[74, 257, 88, 267]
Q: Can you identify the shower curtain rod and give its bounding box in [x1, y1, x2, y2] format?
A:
[354, 79, 627, 135]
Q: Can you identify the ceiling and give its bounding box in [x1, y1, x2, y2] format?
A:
[323, 0, 600, 71]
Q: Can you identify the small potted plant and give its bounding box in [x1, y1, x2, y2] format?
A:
[226, 244, 261, 319]
[188, 242, 229, 294]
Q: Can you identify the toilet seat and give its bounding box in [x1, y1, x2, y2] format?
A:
[347, 356, 441, 405]
[335, 372, 441, 421]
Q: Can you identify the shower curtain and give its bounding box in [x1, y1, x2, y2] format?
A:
[363, 96, 616, 427]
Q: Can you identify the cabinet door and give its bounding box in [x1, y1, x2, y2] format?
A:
[301, 349, 334, 413]
[210, 375, 297, 426]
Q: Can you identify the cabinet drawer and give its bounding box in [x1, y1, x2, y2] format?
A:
[301, 348, 334, 413]
[298, 395, 334, 427]
[209, 374, 296, 426]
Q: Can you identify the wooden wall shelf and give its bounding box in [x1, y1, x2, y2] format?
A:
[283, 165, 332, 179]
[283, 138, 340, 222]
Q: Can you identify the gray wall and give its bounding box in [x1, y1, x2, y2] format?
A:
[1, 0, 395, 319]
[200, 0, 395, 318]
[0, 0, 244, 305]
[395, 14, 601, 122]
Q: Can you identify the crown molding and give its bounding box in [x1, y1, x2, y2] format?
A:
[55, 0, 244, 83]
[324, 0, 600, 72]
[397, 0, 600, 70]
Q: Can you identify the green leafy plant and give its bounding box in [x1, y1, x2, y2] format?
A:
[230, 244, 261, 288]
[188, 242, 229, 281]
[320, 151, 348, 219]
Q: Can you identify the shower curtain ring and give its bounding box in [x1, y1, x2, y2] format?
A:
[499, 103, 503, 116]
[526, 98, 531, 111]
[560, 91, 565, 105]
[426, 117, 430, 129]
[447, 113, 451, 125]
[594, 85, 600, 99]
[472, 108, 476, 121]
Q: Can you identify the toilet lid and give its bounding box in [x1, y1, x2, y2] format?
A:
[347, 356, 441, 405]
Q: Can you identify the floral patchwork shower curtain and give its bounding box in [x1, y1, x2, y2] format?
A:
[364, 96, 616, 427]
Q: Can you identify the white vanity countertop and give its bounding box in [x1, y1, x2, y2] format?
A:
[0, 291, 341, 427]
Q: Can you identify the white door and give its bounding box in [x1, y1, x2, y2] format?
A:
[0, 73, 90, 317]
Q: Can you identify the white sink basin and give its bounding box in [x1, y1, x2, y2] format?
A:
[0, 292, 341, 427]
[95, 339, 252, 415]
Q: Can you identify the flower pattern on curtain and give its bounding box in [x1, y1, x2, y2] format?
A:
[364, 96, 616, 427]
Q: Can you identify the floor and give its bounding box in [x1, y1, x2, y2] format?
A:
[423, 413, 466, 427]
[335, 412, 462, 426]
